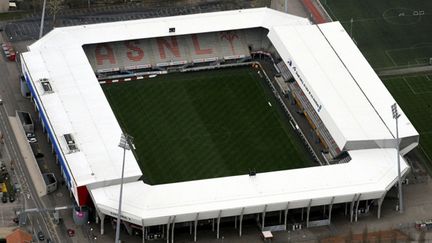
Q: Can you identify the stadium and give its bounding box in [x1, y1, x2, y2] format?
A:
[20, 7, 419, 241]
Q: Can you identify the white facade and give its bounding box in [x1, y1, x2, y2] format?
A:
[21, 8, 418, 227]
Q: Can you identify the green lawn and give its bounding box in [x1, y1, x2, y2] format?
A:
[103, 67, 313, 184]
[383, 75, 432, 166]
[323, 0, 432, 69]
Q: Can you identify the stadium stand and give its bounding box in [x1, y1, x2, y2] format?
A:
[276, 61, 293, 81]
[84, 28, 258, 74]
[288, 81, 341, 157]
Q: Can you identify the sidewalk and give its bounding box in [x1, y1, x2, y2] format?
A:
[377, 65, 432, 77]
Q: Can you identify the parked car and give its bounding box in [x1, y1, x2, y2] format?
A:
[2, 193, 7, 203]
[26, 133, 37, 143]
[37, 231, 45, 241]
[67, 229, 75, 237]
[9, 194, 15, 203]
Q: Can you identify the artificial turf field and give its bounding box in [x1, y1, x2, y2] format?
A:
[383, 75, 432, 165]
[323, 0, 432, 69]
[103, 67, 313, 184]
[323, 0, 432, 171]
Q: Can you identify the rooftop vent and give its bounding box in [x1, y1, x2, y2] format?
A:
[63, 133, 79, 153]
[40, 78, 53, 93]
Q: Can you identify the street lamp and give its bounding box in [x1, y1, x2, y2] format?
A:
[391, 103, 403, 213]
[115, 133, 133, 243]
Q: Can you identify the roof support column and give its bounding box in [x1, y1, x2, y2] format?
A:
[141, 219, 145, 243]
[216, 210, 222, 239]
[377, 192, 387, 219]
[350, 194, 357, 222]
[162, 223, 165, 239]
[99, 213, 105, 235]
[239, 207, 245, 237]
[171, 216, 176, 243]
[355, 194, 362, 222]
[279, 210, 282, 224]
[212, 218, 215, 232]
[261, 205, 267, 230]
[234, 216, 237, 229]
[306, 199, 312, 228]
[328, 196, 335, 224]
[194, 213, 199, 242]
[166, 216, 171, 243]
[284, 202, 290, 230]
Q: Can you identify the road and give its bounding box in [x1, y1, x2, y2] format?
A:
[0, 34, 60, 241]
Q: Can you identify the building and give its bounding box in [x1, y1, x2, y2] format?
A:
[20, 8, 418, 241]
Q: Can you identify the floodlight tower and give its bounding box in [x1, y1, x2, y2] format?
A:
[391, 103, 403, 213]
[115, 133, 133, 243]
[39, 0, 47, 39]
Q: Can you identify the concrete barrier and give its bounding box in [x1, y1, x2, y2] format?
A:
[9, 117, 47, 197]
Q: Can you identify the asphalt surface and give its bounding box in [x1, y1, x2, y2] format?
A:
[0, 33, 81, 242]
[0, 55, 57, 241]
[3, 0, 261, 41]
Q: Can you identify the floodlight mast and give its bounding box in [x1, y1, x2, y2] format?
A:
[391, 103, 403, 213]
[39, 0, 47, 39]
[115, 133, 133, 243]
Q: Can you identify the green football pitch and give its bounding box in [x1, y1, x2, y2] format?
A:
[102, 67, 313, 184]
[323, 0, 432, 69]
[383, 75, 432, 167]
[323, 0, 432, 171]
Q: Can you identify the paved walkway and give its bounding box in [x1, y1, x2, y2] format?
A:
[377, 65, 432, 77]
[8, 117, 47, 197]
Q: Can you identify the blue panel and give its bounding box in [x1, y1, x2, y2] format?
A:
[23, 71, 74, 188]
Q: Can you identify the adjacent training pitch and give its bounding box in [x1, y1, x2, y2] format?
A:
[384, 75, 432, 167]
[103, 67, 313, 184]
[324, 0, 432, 170]
[324, 0, 432, 69]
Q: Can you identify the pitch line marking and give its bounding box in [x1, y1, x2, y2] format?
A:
[385, 44, 432, 67]
[403, 77, 418, 95]
[386, 43, 432, 53]
[403, 77, 432, 94]
[382, 8, 421, 25]
[384, 49, 398, 67]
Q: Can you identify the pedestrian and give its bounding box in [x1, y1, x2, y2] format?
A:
[10, 160, 14, 170]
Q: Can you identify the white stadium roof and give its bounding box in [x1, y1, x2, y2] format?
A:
[92, 148, 408, 226]
[268, 22, 418, 151]
[21, 8, 418, 226]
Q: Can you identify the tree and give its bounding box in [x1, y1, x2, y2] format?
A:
[47, 0, 64, 27]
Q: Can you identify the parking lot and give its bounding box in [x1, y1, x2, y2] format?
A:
[3, 0, 261, 41]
